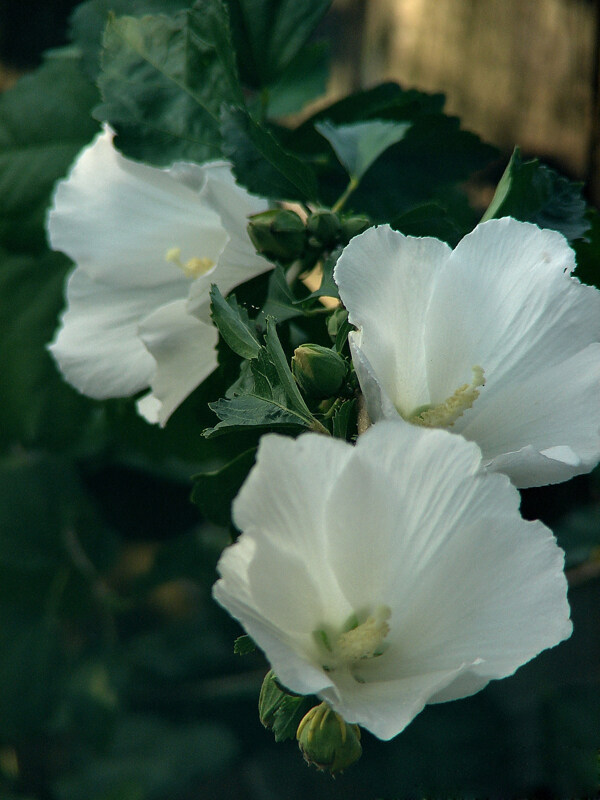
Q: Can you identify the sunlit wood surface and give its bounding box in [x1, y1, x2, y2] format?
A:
[332, 0, 599, 194]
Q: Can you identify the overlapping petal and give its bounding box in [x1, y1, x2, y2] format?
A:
[213, 423, 571, 740]
[334, 218, 600, 487]
[47, 126, 270, 423]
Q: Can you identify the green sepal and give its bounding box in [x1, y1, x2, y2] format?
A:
[233, 635, 256, 655]
[258, 670, 314, 742]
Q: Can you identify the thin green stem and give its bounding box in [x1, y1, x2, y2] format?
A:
[322, 397, 343, 420]
[310, 417, 331, 436]
[303, 306, 332, 317]
[286, 258, 304, 286]
[332, 175, 359, 213]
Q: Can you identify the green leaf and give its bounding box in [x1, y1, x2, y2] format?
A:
[69, 0, 191, 78]
[191, 447, 257, 526]
[266, 41, 329, 117]
[233, 634, 256, 655]
[226, 0, 331, 87]
[573, 208, 600, 288]
[220, 106, 319, 201]
[0, 51, 99, 250]
[260, 266, 305, 322]
[263, 318, 313, 417]
[0, 51, 101, 450]
[481, 147, 590, 241]
[332, 398, 357, 440]
[315, 118, 411, 181]
[205, 320, 321, 436]
[95, 2, 243, 166]
[284, 82, 497, 221]
[210, 285, 261, 360]
[391, 202, 462, 246]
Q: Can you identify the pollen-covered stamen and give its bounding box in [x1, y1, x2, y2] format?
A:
[408, 365, 485, 429]
[165, 246, 215, 279]
[313, 606, 391, 676]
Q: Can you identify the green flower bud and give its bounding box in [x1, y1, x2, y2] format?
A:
[247, 209, 306, 262]
[292, 344, 347, 399]
[297, 702, 362, 775]
[340, 215, 371, 242]
[307, 210, 341, 247]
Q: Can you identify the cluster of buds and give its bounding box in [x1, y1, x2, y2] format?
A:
[247, 207, 370, 266]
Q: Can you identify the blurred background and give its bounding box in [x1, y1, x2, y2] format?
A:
[0, 2, 599, 799]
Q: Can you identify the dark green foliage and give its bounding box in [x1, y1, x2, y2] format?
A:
[95, 2, 243, 166]
[210, 285, 262, 360]
[233, 634, 256, 655]
[220, 106, 319, 201]
[69, 0, 191, 78]
[225, 0, 331, 88]
[206, 320, 320, 436]
[0, 51, 100, 450]
[482, 147, 590, 241]
[191, 447, 257, 526]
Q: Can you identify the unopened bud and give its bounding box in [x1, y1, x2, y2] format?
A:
[297, 702, 362, 775]
[248, 209, 306, 262]
[340, 215, 371, 242]
[292, 344, 347, 399]
[307, 210, 341, 247]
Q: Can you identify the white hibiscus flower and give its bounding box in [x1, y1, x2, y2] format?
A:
[213, 423, 571, 741]
[333, 219, 600, 487]
[47, 126, 271, 425]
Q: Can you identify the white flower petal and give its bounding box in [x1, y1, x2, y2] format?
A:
[185, 164, 271, 321]
[231, 433, 355, 628]
[335, 218, 600, 486]
[48, 127, 228, 289]
[48, 128, 272, 423]
[48, 267, 181, 397]
[460, 343, 600, 485]
[348, 331, 398, 423]
[214, 422, 571, 740]
[319, 662, 476, 741]
[425, 218, 600, 401]
[137, 300, 219, 426]
[334, 225, 451, 416]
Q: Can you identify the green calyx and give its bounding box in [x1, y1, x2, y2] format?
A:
[258, 670, 313, 742]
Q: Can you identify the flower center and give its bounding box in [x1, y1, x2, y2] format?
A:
[406, 365, 485, 429]
[313, 606, 391, 681]
[165, 247, 215, 279]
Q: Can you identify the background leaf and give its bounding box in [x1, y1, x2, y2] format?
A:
[315, 118, 411, 181]
[0, 51, 100, 451]
[191, 447, 257, 526]
[481, 147, 590, 241]
[95, 2, 243, 166]
[265, 41, 329, 118]
[220, 106, 319, 200]
[226, 0, 331, 88]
